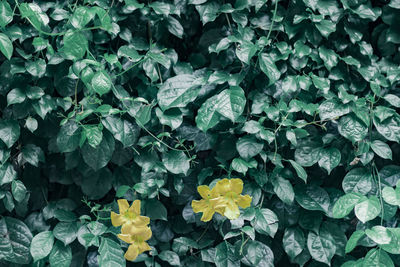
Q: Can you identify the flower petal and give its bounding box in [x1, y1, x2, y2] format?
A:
[191, 199, 208, 213]
[197, 185, 211, 199]
[118, 233, 133, 244]
[223, 200, 240, 220]
[138, 226, 152, 241]
[138, 241, 151, 254]
[125, 244, 139, 261]
[237, 194, 252, 209]
[230, 178, 244, 194]
[135, 215, 150, 226]
[214, 178, 231, 195]
[129, 199, 141, 215]
[200, 207, 215, 222]
[111, 212, 125, 227]
[117, 199, 130, 213]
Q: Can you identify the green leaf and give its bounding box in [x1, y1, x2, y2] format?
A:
[318, 46, 338, 70]
[353, 4, 381, 21]
[231, 157, 257, 175]
[162, 150, 190, 175]
[354, 196, 381, 223]
[61, 31, 88, 60]
[236, 41, 257, 64]
[0, 33, 13, 60]
[289, 160, 307, 182]
[363, 248, 394, 267]
[102, 116, 139, 148]
[241, 240, 274, 267]
[338, 114, 368, 142]
[91, 71, 112, 96]
[259, 53, 281, 84]
[30, 231, 54, 262]
[251, 208, 279, 237]
[25, 59, 46, 77]
[332, 192, 362, 218]
[373, 113, 400, 143]
[144, 198, 168, 221]
[345, 230, 365, 253]
[0, 217, 32, 264]
[21, 144, 45, 167]
[118, 45, 142, 62]
[81, 130, 115, 171]
[7, 88, 25, 106]
[318, 99, 350, 121]
[0, 163, 17, 186]
[383, 94, 400, 108]
[382, 186, 400, 206]
[236, 136, 263, 160]
[283, 227, 305, 259]
[84, 125, 103, 147]
[159, 250, 181, 266]
[196, 86, 246, 132]
[195, 2, 220, 25]
[342, 167, 373, 195]
[295, 184, 330, 213]
[53, 222, 78, 246]
[81, 168, 113, 200]
[149, 1, 171, 15]
[0, 120, 20, 148]
[155, 108, 183, 130]
[315, 19, 336, 38]
[0, 0, 13, 27]
[157, 74, 201, 110]
[57, 121, 82, 153]
[271, 174, 295, 205]
[311, 74, 330, 94]
[365, 226, 392, 245]
[98, 237, 126, 267]
[195, 94, 220, 132]
[371, 140, 392, 160]
[381, 228, 400, 254]
[70, 6, 94, 29]
[318, 148, 341, 174]
[11, 180, 27, 202]
[49, 241, 72, 267]
[214, 242, 239, 267]
[147, 51, 170, 68]
[167, 16, 184, 38]
[307, 228, 335, 265]
[19, 3, 49, 30]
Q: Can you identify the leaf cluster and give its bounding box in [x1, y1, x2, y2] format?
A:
[0, 0, 400, 266]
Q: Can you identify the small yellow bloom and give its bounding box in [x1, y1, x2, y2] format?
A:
[191, 185, 225, 222]
[117, 225, 152, 261]
[191, 178, 252, 221]
[111, 199, 150, 231]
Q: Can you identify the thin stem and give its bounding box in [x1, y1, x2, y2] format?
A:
[265, 0, 279, 46]
[196, 222, 211, 243]
[239, 237, 250, 255]
[273, 112, 289, 160]
[373, 162, 384, 225]
[115, 57, 146, 77]
[224, 13, 245, 69]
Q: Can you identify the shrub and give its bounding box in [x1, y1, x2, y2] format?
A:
[1, 0, 400, 266]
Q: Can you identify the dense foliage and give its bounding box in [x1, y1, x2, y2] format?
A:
[1, 0, 400, 266]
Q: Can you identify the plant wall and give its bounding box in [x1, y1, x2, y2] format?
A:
[1, 0, 400, 266]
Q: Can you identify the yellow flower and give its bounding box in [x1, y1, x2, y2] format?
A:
[117, 225, 152, 261]
[191, 178, 252, 221]
[213, 178, 252, 220]
[191, 185, 225, 222]
[111, 199, 150, 232]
